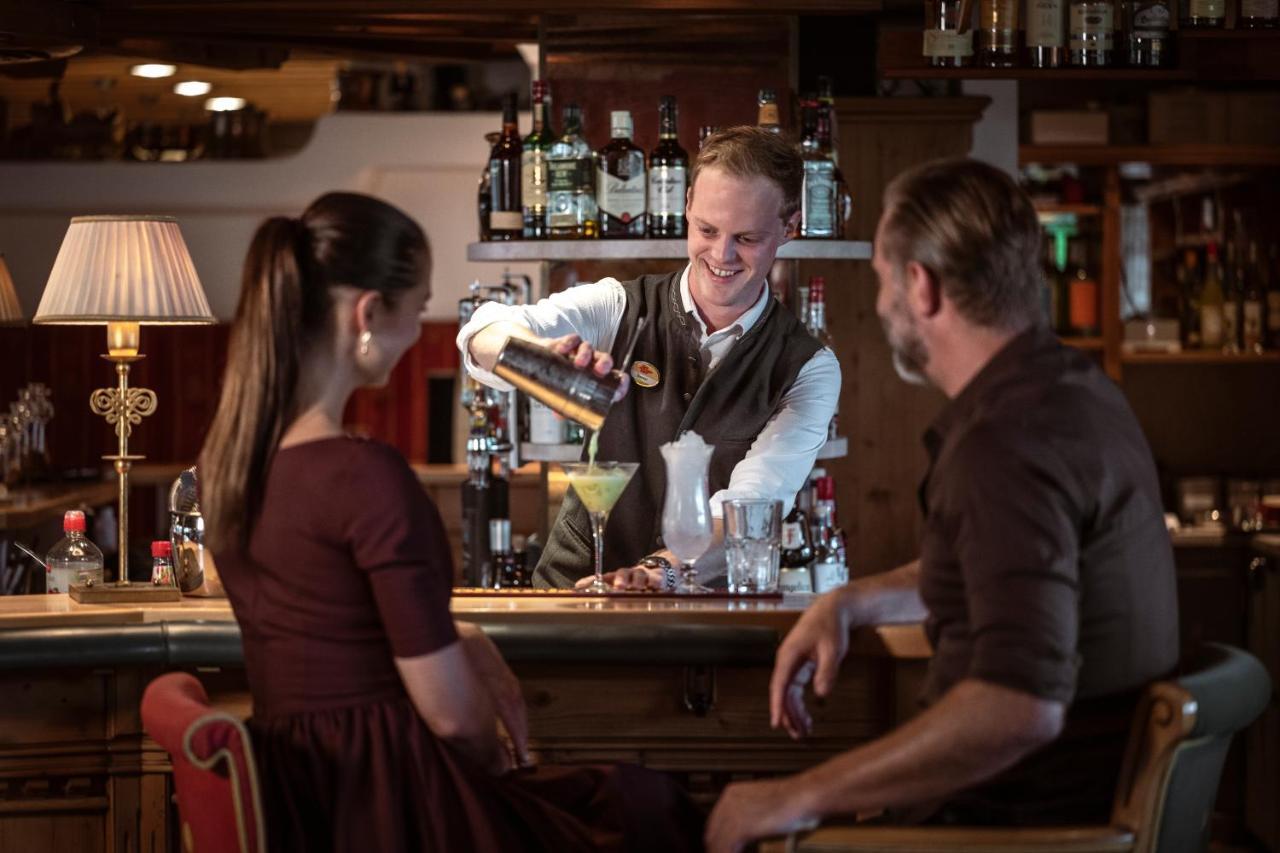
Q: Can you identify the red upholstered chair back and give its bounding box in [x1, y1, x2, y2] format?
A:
[141, 672, 267, 853]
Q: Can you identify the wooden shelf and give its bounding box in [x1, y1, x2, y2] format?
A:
[1020, 144, 1280, 166]
[467, 239, 872, 262]
[1061, 336, 1105, 350]
[1036, 203, 1103, 217]
[1120, 350, 1280, 364]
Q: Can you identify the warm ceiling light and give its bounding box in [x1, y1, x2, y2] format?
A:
[174, 80, 212, 97]
[130, 63, 177, 79]
[204, 96, 246, 112]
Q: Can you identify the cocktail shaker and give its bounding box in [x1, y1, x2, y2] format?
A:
[493, 338, 621, 432]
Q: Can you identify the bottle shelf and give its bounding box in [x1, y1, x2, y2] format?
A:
[467, 239, 872, 262]
[520, 442, 585, 463]
[1019, 144, 1280, 167]
[1120, 350, 1280, 364]
[816, 436, 848, 460]
[1035, 203, 1104, 217]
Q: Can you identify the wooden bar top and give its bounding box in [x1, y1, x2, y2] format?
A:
[0, 593, 931, 659]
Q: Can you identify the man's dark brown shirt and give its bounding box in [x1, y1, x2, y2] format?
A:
[917, 326, 1178, 824]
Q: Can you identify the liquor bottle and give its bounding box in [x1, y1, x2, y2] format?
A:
[1068, 239, 1100, 336]
[1200, 243, 1225, 350]
[757, 88, 782, 134]
[1223, 242, 1241, 354]
[979, 0, 1020, 66]
[648, 95, 688, 239]
[1027, 0, 1066, 67]
[597, 111, 646, 239]
[1128, 0, 1173, 66]
[807, 277, 840, 441]
[1069, 0, 1115, 66]
[45, 511, 104, 593]
[1267, 245, 1280, 350]
[1243, 242, 1265, 354]
[799, 105, 837, 240]
[816, 76, 839, 166]
[150, 540, 176, 587]
[547, 104, 598, 239]
[810, 503, 848, 594]
[924, 0, 975, 67]
[815, 105, 851, 239]
[698, 126, 721, 150]
[1181, 0, 1225, 27]
[477, 130, 500, 241]
[1240, 0, 1279, 26]
[521, 80, 552, 239]
[490, 518, 521, 589]
[778, 501, 815, 593]
[487, 92, 523, 241]
[1179, 249, 1203, 349]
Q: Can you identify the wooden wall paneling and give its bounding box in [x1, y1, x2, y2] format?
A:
[824, 97, 989, 578]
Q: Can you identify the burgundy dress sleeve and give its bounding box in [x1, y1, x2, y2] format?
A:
[343, 441, 458, 658]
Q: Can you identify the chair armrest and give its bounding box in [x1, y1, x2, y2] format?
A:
[757, 825, 1135, 853]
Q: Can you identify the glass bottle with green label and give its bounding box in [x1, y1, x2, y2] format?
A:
[1069, 0, 1115, 66]
[547, 104, 598, 239]
[520, 80, 552, 239]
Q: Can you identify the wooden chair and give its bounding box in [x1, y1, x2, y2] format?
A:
[760, 643, 1272, 853]
[141, 672, 266, 853]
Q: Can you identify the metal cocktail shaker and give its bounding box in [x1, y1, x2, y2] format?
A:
[493, 338, 622, 432]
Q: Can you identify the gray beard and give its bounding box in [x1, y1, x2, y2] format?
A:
[892, 348, 929, 386]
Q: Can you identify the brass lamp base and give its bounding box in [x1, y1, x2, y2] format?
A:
[69, 581, 181, 604]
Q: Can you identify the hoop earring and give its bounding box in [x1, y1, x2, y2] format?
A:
[358, 330, 372, 357]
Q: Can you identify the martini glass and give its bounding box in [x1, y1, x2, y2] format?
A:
[562, 461, 640, 594]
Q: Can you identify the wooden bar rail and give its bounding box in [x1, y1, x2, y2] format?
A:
[0, 595, 929, 853]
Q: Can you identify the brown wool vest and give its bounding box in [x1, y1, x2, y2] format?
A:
[533, 271, 823, 588]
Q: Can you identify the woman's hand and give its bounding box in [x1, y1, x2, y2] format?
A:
[456, 622, 532, 768]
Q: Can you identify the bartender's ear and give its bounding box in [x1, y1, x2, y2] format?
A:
[353, 290, 381, 335]
[781, 209, 801, 243]
[904, 260, 943, 319]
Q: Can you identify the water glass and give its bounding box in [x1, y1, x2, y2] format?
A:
[724, 498, 782, 594]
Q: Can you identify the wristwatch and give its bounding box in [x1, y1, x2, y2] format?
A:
[640, 555, 677, 591]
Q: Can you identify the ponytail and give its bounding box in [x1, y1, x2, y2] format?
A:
[200, 217, 308, 553]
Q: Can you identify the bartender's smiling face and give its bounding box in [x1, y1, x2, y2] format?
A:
[685, 166, 794, 323]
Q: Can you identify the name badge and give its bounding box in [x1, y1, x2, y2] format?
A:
[630, 361, 661, 388]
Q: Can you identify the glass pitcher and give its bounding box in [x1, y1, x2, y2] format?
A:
[659, 432, 714, 594]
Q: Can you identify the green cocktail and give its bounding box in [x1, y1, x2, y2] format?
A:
[562, 461, 639, 593]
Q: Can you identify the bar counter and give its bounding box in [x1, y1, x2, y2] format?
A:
[0, 594, 929, 853]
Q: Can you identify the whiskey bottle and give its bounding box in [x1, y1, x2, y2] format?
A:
[487, 92, 523, 241]
[1240, 0, 1279, 26]
[799, 105, 837, 240]
[810, 503, 848, 594]
[815, 106, 851, 238]
[778, 502, 815, 593]
[547, 104, 598, 239]
[1069, 0, 1115, 66]
[521, 80, 552, 239]
[979, 0, 1020, 67]
[597, 111, 647, 239]
[1243, 242, 1265, 354]
[1027, 0, 1066, 67]
[1181, 0, 1225, 27]
[1128, 0, 1172, 66]
[1223, 242, 1242, 354]
[648, 95, 688, 239]
[1200, 243, 1225, 349]
[924, 0, 975, 67]
[757, 88, 782, 135]
[477, 130, 499, 241]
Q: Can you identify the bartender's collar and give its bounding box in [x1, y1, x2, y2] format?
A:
[678, 263, 771, 340]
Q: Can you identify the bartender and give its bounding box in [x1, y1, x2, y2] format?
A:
[457, 126, 840, 590]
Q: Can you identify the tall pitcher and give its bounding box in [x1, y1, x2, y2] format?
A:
[659, 432, 714, 594]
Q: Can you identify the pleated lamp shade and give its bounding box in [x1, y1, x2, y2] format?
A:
[0, 254, 22, 324]
[33, 216, 214, 325]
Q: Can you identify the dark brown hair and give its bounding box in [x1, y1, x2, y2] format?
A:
[879, 158, 1044, 330]
[690, 126, 804, 223]
[199, 192, 429, 552]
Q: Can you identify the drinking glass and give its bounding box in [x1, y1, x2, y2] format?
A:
[660, 437, 714, 594]
[724, 498, 782, 593]
[561, 461, 639, 594]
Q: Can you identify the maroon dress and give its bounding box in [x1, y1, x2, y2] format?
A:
[215, 437, 702, 853]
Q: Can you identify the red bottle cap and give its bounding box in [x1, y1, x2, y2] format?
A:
[816, 476, 835, 501]
[63, 510, 86, 533]
[151, 540, 172, 558]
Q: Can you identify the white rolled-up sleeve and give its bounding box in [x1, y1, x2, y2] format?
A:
[455, 279, 628, 392]
[709, 346, 841, 517]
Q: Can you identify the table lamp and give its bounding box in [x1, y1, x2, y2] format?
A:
[33, 216, 215, 602]
[0, 254, 22, 325]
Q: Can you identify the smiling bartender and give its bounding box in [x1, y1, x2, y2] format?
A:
[458, 126, 840, 590]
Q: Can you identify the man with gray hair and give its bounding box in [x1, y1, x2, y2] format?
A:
[706, 158, 1178, 852]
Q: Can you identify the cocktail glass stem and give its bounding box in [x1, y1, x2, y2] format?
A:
[586, 509, 610, 594]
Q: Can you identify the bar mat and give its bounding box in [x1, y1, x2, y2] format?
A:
[453, 587, 783, 600]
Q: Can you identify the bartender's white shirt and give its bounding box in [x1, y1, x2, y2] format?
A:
[456, 264, 841, 517]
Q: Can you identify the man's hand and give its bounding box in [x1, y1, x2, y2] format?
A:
[705, 777, 817, 853]
[544, 333, 631, 401]
[573, 565, 664, 591]
[456, 622, 531, 767]
[769, 587, 856, 739]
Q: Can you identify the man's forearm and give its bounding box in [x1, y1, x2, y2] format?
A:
[843, 558, 927, 625]
[788, 679, 1064, 821]
[466, 320, 542, 373]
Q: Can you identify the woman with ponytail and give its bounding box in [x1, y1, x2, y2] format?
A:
[200, 193, 700, 852]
